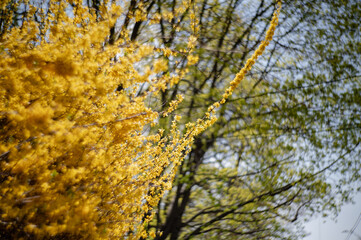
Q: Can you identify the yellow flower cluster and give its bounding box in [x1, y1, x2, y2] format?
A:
[0, 1, 184, 238]
[0, 0, 281, 239]
[163, 94, 184, 117]
[219, 1, 281, 104]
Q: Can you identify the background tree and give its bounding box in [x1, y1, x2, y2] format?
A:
[107, 0, 360, 239]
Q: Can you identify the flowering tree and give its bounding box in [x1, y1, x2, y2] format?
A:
[0, 0, 281, 239]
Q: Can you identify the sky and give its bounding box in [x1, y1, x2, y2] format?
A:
[304, 193, 361, 240]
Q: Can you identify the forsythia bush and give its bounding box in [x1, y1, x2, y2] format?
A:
[0, 0, 280, 239]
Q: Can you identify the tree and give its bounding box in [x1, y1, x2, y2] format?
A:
[2, 0, 360, 239]
[113, 0, 360, 239]
[0, 0, 283, 239]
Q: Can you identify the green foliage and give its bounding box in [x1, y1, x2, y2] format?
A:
[135, 0, 361, 239]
